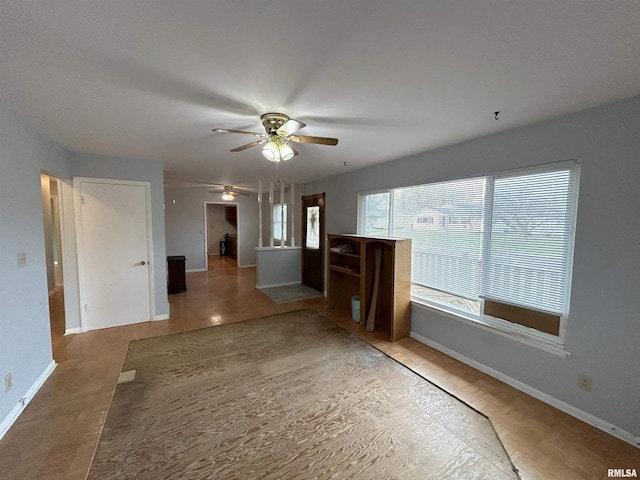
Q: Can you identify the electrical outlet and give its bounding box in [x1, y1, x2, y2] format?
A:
[4, 373, 12, 392]
[578, 374, 592, 392]
[17, 252, 27, 268]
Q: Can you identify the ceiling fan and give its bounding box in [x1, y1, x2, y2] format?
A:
[213, 113, 339, 162]
[208, 185, 251, 201]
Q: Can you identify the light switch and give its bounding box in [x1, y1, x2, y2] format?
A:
[17, 253, 26, 268]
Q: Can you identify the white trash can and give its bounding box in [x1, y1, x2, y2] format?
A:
[351, 296, 360, 322]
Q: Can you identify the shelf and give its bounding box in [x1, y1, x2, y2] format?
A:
[329, 265, 360, 277]
[330, 251, 360, 259]
[327, 233, 412, 341]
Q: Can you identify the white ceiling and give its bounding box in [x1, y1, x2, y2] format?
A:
[2, 1, 640, 188]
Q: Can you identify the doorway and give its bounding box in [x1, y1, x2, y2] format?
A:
[204, 202, 238, 269]
[75, 178, 154, 331]
[41, 174, 65, 349]
[301, 193, 325, 292]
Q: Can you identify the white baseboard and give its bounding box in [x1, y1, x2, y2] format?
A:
[185, 268, 206, 273]
[154, 313, 169, 321]
[256, 280, 301, 289]
[64, 327, 81, 335]
[410, 331, 640, 448]
[0, 360, 57, 440]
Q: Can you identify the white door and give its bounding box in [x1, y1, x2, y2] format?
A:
[75, 179, 152, 331]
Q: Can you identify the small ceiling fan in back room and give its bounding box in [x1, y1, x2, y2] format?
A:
[208, 184, 251, 201]
[213, 113, 339, 163]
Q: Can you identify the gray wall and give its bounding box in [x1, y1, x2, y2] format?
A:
[256, 248, 302, 288]
[165, 188, 259, 269]
[0, 107, 71, 424]
[0, 107, 170, 429]
[307, 97, 640, 440]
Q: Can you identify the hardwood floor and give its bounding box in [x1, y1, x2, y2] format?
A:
[0, 255, 637, 479]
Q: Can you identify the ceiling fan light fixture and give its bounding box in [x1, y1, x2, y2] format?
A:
[262, 140, 281, 162]
[222, 188, 235, 201]
[279, 142, 294, 161]
[262, 138, 294, 162]
[216, 113, 338, 159]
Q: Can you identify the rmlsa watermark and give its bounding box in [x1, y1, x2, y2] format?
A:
[608, 469, 638, 478]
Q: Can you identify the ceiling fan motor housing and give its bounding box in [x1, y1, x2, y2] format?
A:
[261, 113, 290, 135]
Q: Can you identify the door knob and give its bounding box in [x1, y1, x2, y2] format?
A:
[137, 260, 147, 266]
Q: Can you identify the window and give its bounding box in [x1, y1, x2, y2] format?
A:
[273, 203, 287, 242]
[359, 191, 390, 236]
[305, 205, 320, 249]
[393, 177, 486, 315]
[481, 166, 579, 335]
[358, 161, 580, 346]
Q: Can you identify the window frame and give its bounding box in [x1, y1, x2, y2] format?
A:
[357, 160, 579, 355]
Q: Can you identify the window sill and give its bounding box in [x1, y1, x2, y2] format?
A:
[410, 297, 571, 358]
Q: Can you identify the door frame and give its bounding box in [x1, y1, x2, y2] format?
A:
[41, 174, 66, 292]
[73, 177, 155, 332]
[41, 172, 66, 337]
[301, 192, 325, 292]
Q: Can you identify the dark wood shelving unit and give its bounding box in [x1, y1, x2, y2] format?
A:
[327, 234, 411, 341]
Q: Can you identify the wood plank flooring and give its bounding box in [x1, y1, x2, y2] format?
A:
[0, 255, 637, 479]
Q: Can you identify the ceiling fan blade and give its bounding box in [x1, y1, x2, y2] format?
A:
[213, 128, 266, 137]
[230, 140, 266, 152]
[289, 135, 339, 146]
[208, 189, 250, 197]
[276, 118, 306, 136]
[291, 145, 300, 156]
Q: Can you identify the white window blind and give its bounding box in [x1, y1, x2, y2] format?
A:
[391, 178, 486, 301]
[358, 161, 580, 336]
[481, 164, 579, 315]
